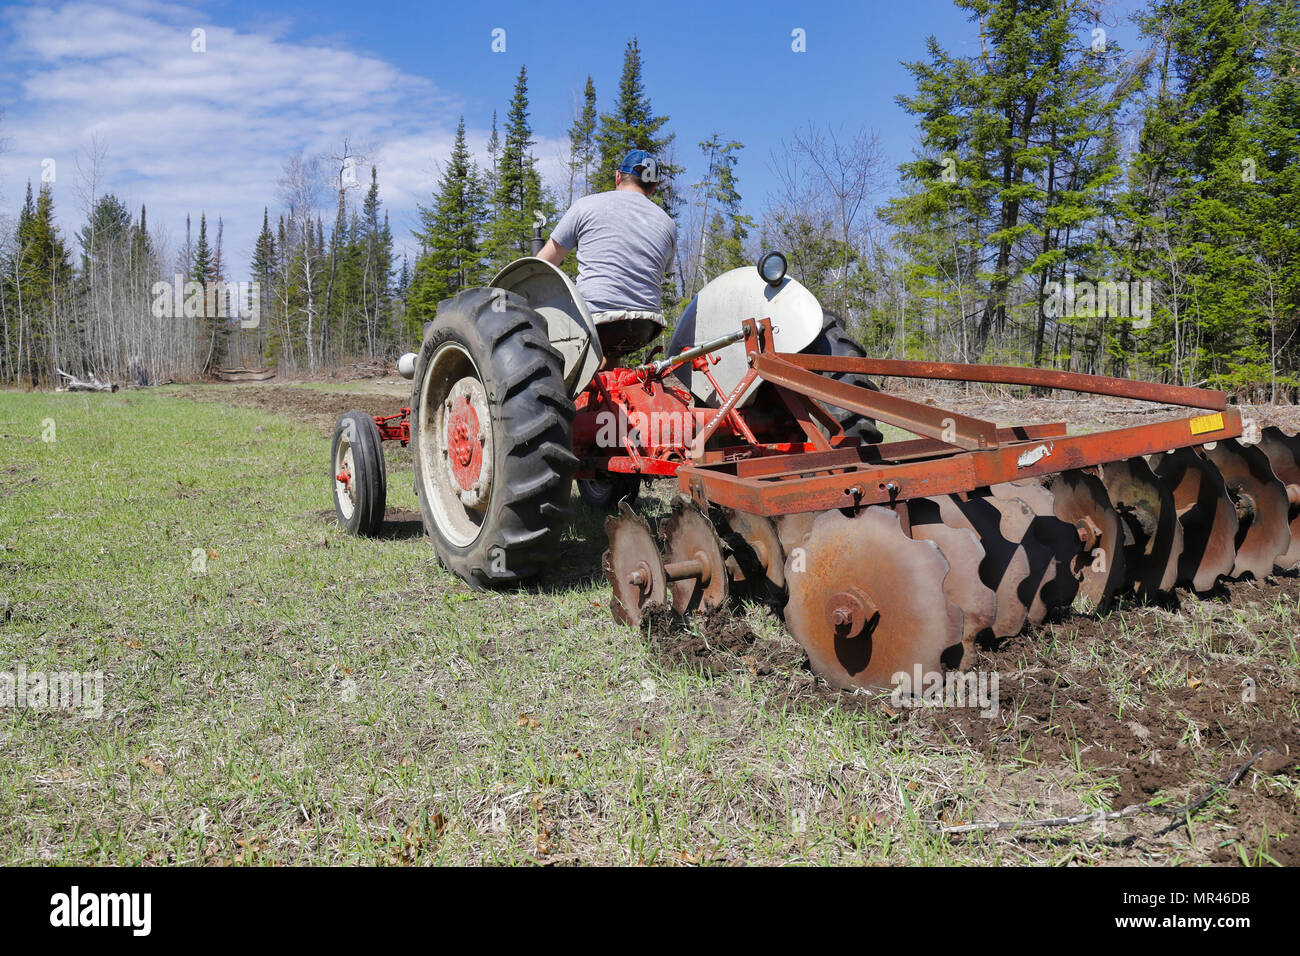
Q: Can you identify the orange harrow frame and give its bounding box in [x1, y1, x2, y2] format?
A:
[678, 318, 1242, 516]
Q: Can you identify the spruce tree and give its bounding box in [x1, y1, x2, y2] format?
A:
[192, 213, 212, 287]
[484, 110, 501, 202]
[566, 76, 599, 203]
[486, 67, 551, 267]
[595, 38, 680, 310]
[889, 0, 1123, 362]
[409, 117, 488, 323]
[696, 136, 752, 285]
[192, 213, 219, 373]
[1120, 0, 1294, 392]
[12, 183, 73, 379]
[360, 167, 393, 353]
[251, 208, 276, 362]
[595, 39, 675, 201]
[130, 204, 153, 278]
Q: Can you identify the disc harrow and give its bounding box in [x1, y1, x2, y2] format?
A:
[600, 318, 1300, 693]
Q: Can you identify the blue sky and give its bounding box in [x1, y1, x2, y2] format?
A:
[0, 0, 1146, 279]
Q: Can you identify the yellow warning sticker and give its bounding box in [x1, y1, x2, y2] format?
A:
[1189, 413, 1225, 436]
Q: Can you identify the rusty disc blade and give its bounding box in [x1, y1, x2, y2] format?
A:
[989, 481, 1082, 612]
[933, 494, 1032, 638]
[719, 507, 785, 595]
[660, 498, 730, 615]
[1099, 457, 1184, 599]
[1256, 426, 1300, 569]
[775, 512, 817, 558]
[782, 506, 963, 691]
[1046, 469, 1127, 610]
[1200, 439, 1291, 578]
[906, 497, 996, 665]
[975, 491, 1058, 625]
[1150, 447, 1238, 592]
[602, 501, 667, 628]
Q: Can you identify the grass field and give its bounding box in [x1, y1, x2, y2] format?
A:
[1, 385, 1296, 865]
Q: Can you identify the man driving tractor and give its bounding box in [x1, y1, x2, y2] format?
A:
[537, 149, 676, 361]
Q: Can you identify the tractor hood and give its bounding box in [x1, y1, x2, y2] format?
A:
[667, 267, 823, 407]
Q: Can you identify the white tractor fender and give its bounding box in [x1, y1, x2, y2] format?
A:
[490, 257, 604, 398]
[666, 268, 824, 407]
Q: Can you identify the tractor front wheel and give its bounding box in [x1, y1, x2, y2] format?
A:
[411, 288, 578, 587]
[331, 410, 387, 536]
[578, 475, 642, 510]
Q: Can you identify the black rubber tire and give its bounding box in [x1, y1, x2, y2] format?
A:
[411, 288, 578, 588]
[807, 311, 883, 444]
[331, 410, 387, 536]
[577, 475, 642, 510]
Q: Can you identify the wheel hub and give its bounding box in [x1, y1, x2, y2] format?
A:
[447, 395, 481, 483]
[828, 586, 877, 640]
[334, 445, 357, 518]
[440, 377, 492, 508]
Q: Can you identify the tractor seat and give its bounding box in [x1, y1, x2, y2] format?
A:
[591, 309, 665, 362]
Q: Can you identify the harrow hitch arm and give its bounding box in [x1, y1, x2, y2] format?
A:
[740, 317, 1000, 450]
[637, 328, 747, 378]
[753, 350, 1000, 450]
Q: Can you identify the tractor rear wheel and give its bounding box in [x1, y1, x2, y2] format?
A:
[411, 288, 578, 588]
[331, 410, 387, 537]
[809, 312, 884, 444]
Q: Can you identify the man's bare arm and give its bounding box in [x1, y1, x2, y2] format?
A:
[537, 237, 568, 265]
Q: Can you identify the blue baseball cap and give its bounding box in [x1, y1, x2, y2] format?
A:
[618, 149, 662, 184]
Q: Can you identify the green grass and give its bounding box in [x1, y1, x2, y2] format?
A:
[0, 388, 1292, 865]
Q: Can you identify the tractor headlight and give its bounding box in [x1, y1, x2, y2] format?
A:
[758, 251, 787, 286]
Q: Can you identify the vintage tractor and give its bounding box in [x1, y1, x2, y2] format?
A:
[331, 251, 1300, 692]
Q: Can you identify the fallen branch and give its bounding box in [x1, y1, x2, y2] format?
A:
[55, 368, 118, 393]
[932, 746, 1279, 840]
[935, 804, 1146, 836]
[1132, 745, 1279, 846]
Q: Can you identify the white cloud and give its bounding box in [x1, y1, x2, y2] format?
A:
[0, 0, 568, 277]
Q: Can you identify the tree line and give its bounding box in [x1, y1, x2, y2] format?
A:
[1, 3, 1296, 398]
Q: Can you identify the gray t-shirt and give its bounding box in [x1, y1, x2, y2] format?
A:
[549, 190, 677, 314]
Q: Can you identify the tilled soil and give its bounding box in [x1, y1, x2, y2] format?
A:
[167, 380, 411, 437]
[941, 595, 1298, 806]
[638, 579, 1299, 863]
